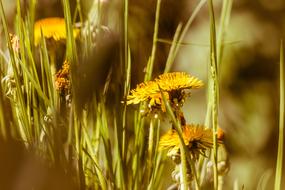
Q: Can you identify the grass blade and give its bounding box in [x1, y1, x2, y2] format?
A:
[207, 0, 219, 189]
[144, 0, 161, 81]
[274, 40, 284, 190]
[0, 0, 30, 134]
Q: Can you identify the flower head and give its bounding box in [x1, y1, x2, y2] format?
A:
[34, 17, 80, 46]
[126, 80, 169, 113]
[159, 124, 222, 159]
[55, 60, 70, 91]
[126, 72, 203, 113]
[156, 72, 204, 92]
[126, 81, 159, 105]
[155, 72, 203, 105]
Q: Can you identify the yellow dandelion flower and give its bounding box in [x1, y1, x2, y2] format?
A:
[155, 72, 203, 105]
[159, 124, 222, 158]
[34, 17, 80, 46]
[126, 72, 203, 105]
[156, 72, 203, 91]
[126, 81, 159, 105]
[126, 80, 170, 113]
[126, 72, 203, 113]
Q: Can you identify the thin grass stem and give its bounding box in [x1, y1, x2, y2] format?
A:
[172, 0, 206, 61]
[274, 40, 284, 190]
[207, 0, 219, 189]
[164, 23, 182, 73]
[144, 0, 161, 81]
[0, 0, 30, 135]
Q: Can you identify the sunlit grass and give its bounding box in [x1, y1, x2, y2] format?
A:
[0, 0, 283, 189]
[274, 41, 284, 190]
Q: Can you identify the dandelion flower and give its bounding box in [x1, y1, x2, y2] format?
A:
[126, 72, 203, 113]
[156, 72, 203, 91]
[126, 80, 170, 113]
[155, 72, 203, 104]
[34, 17, 80, 46]
[126, 81, 159, 104]
[159, 124, 222, 158]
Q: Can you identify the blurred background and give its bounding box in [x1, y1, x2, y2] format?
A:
[1, 0, 285, 189]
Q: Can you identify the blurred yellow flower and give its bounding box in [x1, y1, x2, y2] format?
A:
[34, 17, 80, 46]
[217, 127, 225, 140]
[159, 124, 221, 158]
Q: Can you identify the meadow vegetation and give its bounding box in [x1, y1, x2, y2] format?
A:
[0, 0, 284, 189]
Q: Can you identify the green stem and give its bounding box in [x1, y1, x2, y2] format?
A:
[274, 40, 284, 190]
[144, 0, 161, 81]
[0, 88, 7, 138]
[164, 23, 182, 73]
[172, 0, 206, 61]
[217, 0, 232, 65]
[207, 0, 219, 189]
[180, 144, 188, 190]
[0, 0, 30, 138]
[218, 175, 224, 190]
[161, 90, 200, 189]
[147, 118, 156, 182]
[49, 50, 58, 110]
[122, 0, 130, 161]
[147, 120, 161, 190]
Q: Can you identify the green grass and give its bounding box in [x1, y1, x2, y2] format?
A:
[0, 0, 283, 189]
[207, 0, 219, 188]
[274, 41, 284, 190]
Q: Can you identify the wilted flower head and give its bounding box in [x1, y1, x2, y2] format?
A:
[55, 60, 70, 92]
[1, 74, 16, 97]
[159, 124, 222, 159]
[34, 17, 80, 46]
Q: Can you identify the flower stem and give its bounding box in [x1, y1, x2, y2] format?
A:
[180, 144, 188, 190]
[147, 119, 155, 180]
